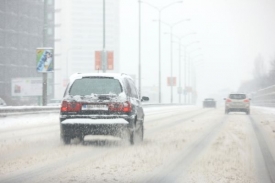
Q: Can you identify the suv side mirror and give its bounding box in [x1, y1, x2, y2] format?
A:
[223, 98, 226, 100]
[141, 96, 149, 102]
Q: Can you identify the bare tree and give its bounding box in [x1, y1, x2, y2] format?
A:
[268, 58, 275, 85]
[253, 54, 266, 79]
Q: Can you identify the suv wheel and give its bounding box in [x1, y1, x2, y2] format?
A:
[130, 124, 144, 145]
[246, 109, 250, 115]
[62, 136, 71, 145]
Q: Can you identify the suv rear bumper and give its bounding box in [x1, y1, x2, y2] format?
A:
[60, 117, 135, 138]
[61, 118, 129, 125]
[227, 108, 249, 112]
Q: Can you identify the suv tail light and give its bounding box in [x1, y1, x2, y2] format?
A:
[109, 101, 132, 112]
[226, 99, 231, 103]
[122, 101, 131, 112]
[61, 101, 82, 112]
[244, 99, 250, 103]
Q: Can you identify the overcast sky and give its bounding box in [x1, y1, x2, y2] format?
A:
[119, 0, 275, 102]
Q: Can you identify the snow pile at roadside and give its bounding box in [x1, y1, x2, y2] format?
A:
[0, 113, 59, 130]
[252, 106, 275, 115]
[184, 115, 257, 183]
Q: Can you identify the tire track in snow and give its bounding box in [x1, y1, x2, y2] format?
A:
[0, 107, 207, 165]
[141, 115, 228, 183]
[249, 116, 275, 183]
[0, 108, 214, 183]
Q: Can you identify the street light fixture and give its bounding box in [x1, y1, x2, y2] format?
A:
[139, 0, 183, 103]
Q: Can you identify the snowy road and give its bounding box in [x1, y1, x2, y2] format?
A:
[0, 106, 275, 183]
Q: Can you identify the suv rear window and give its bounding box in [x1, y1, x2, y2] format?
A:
[229, 94, 246, 100]
[69, 78, 122, 96]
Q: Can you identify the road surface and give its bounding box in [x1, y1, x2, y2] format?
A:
[0, 106, 275, 183]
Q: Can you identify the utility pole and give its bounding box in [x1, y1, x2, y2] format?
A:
[42, 0, 48, 106]
[170, 27, 173, 103]
[158, 12, 162, 103]
[184, 46, 187, 104]
[102, 0, 107, 73]
[179, 43, 181, 103]
[138, 0, 141, 97]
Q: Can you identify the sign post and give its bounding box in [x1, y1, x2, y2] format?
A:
[36, 47, 54, 106]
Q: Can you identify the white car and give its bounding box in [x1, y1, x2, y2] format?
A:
[224, 93, 251, 114]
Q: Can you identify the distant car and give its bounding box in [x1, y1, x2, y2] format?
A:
[59, 73, 149, 145]
[203, 98, 216, 108]
[224, 93, 251, 114]
[47, 99, 62, 106]
[0, 98, 7, 107]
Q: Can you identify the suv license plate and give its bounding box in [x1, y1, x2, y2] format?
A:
[82, 104, 108, 111]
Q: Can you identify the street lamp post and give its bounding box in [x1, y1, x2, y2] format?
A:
[140, 1, 183, 103]
[102, 0, 106, 73]
[138, 0, 141, 97]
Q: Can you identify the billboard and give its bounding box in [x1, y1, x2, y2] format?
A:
[11, 78, 42, 97]
[36, 48, 54, 72]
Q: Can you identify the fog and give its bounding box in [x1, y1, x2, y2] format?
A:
[1, 1, 275, 182]
[119, 0, 275, 103]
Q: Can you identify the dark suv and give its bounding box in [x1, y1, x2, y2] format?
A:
[60, 73, 149, 145]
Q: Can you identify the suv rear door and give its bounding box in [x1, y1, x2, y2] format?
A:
[123, 78, 144, 125]
[228, 94, 247, 108]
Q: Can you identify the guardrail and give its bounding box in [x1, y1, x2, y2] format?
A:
[252, 85, 275, 107]
[0, 106, 60, 116]
[0, 103, 185, 116]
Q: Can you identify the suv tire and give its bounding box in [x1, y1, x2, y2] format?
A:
[130, 124, 144, 145]
[62, 136, 71, 145]
[246, 109, 250, 115]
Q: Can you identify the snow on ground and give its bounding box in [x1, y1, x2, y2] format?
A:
[184, 114, 257, 183]
[251, 106, 275, 160]
[0, 113, 59, 130]
[0, 106, 274, 182]
[252, 106, 275, 115]
[35, 108, 221, 183]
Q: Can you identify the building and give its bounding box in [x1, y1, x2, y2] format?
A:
[54, 0, 120, 99]
[0, 0, 55, 105]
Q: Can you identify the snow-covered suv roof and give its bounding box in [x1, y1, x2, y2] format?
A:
[69, 73, 133, 83]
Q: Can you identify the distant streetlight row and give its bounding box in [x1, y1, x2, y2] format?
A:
[138, 0, 203, 104]
[159, 19, 190, 103]
[139, 0, 183, 103]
